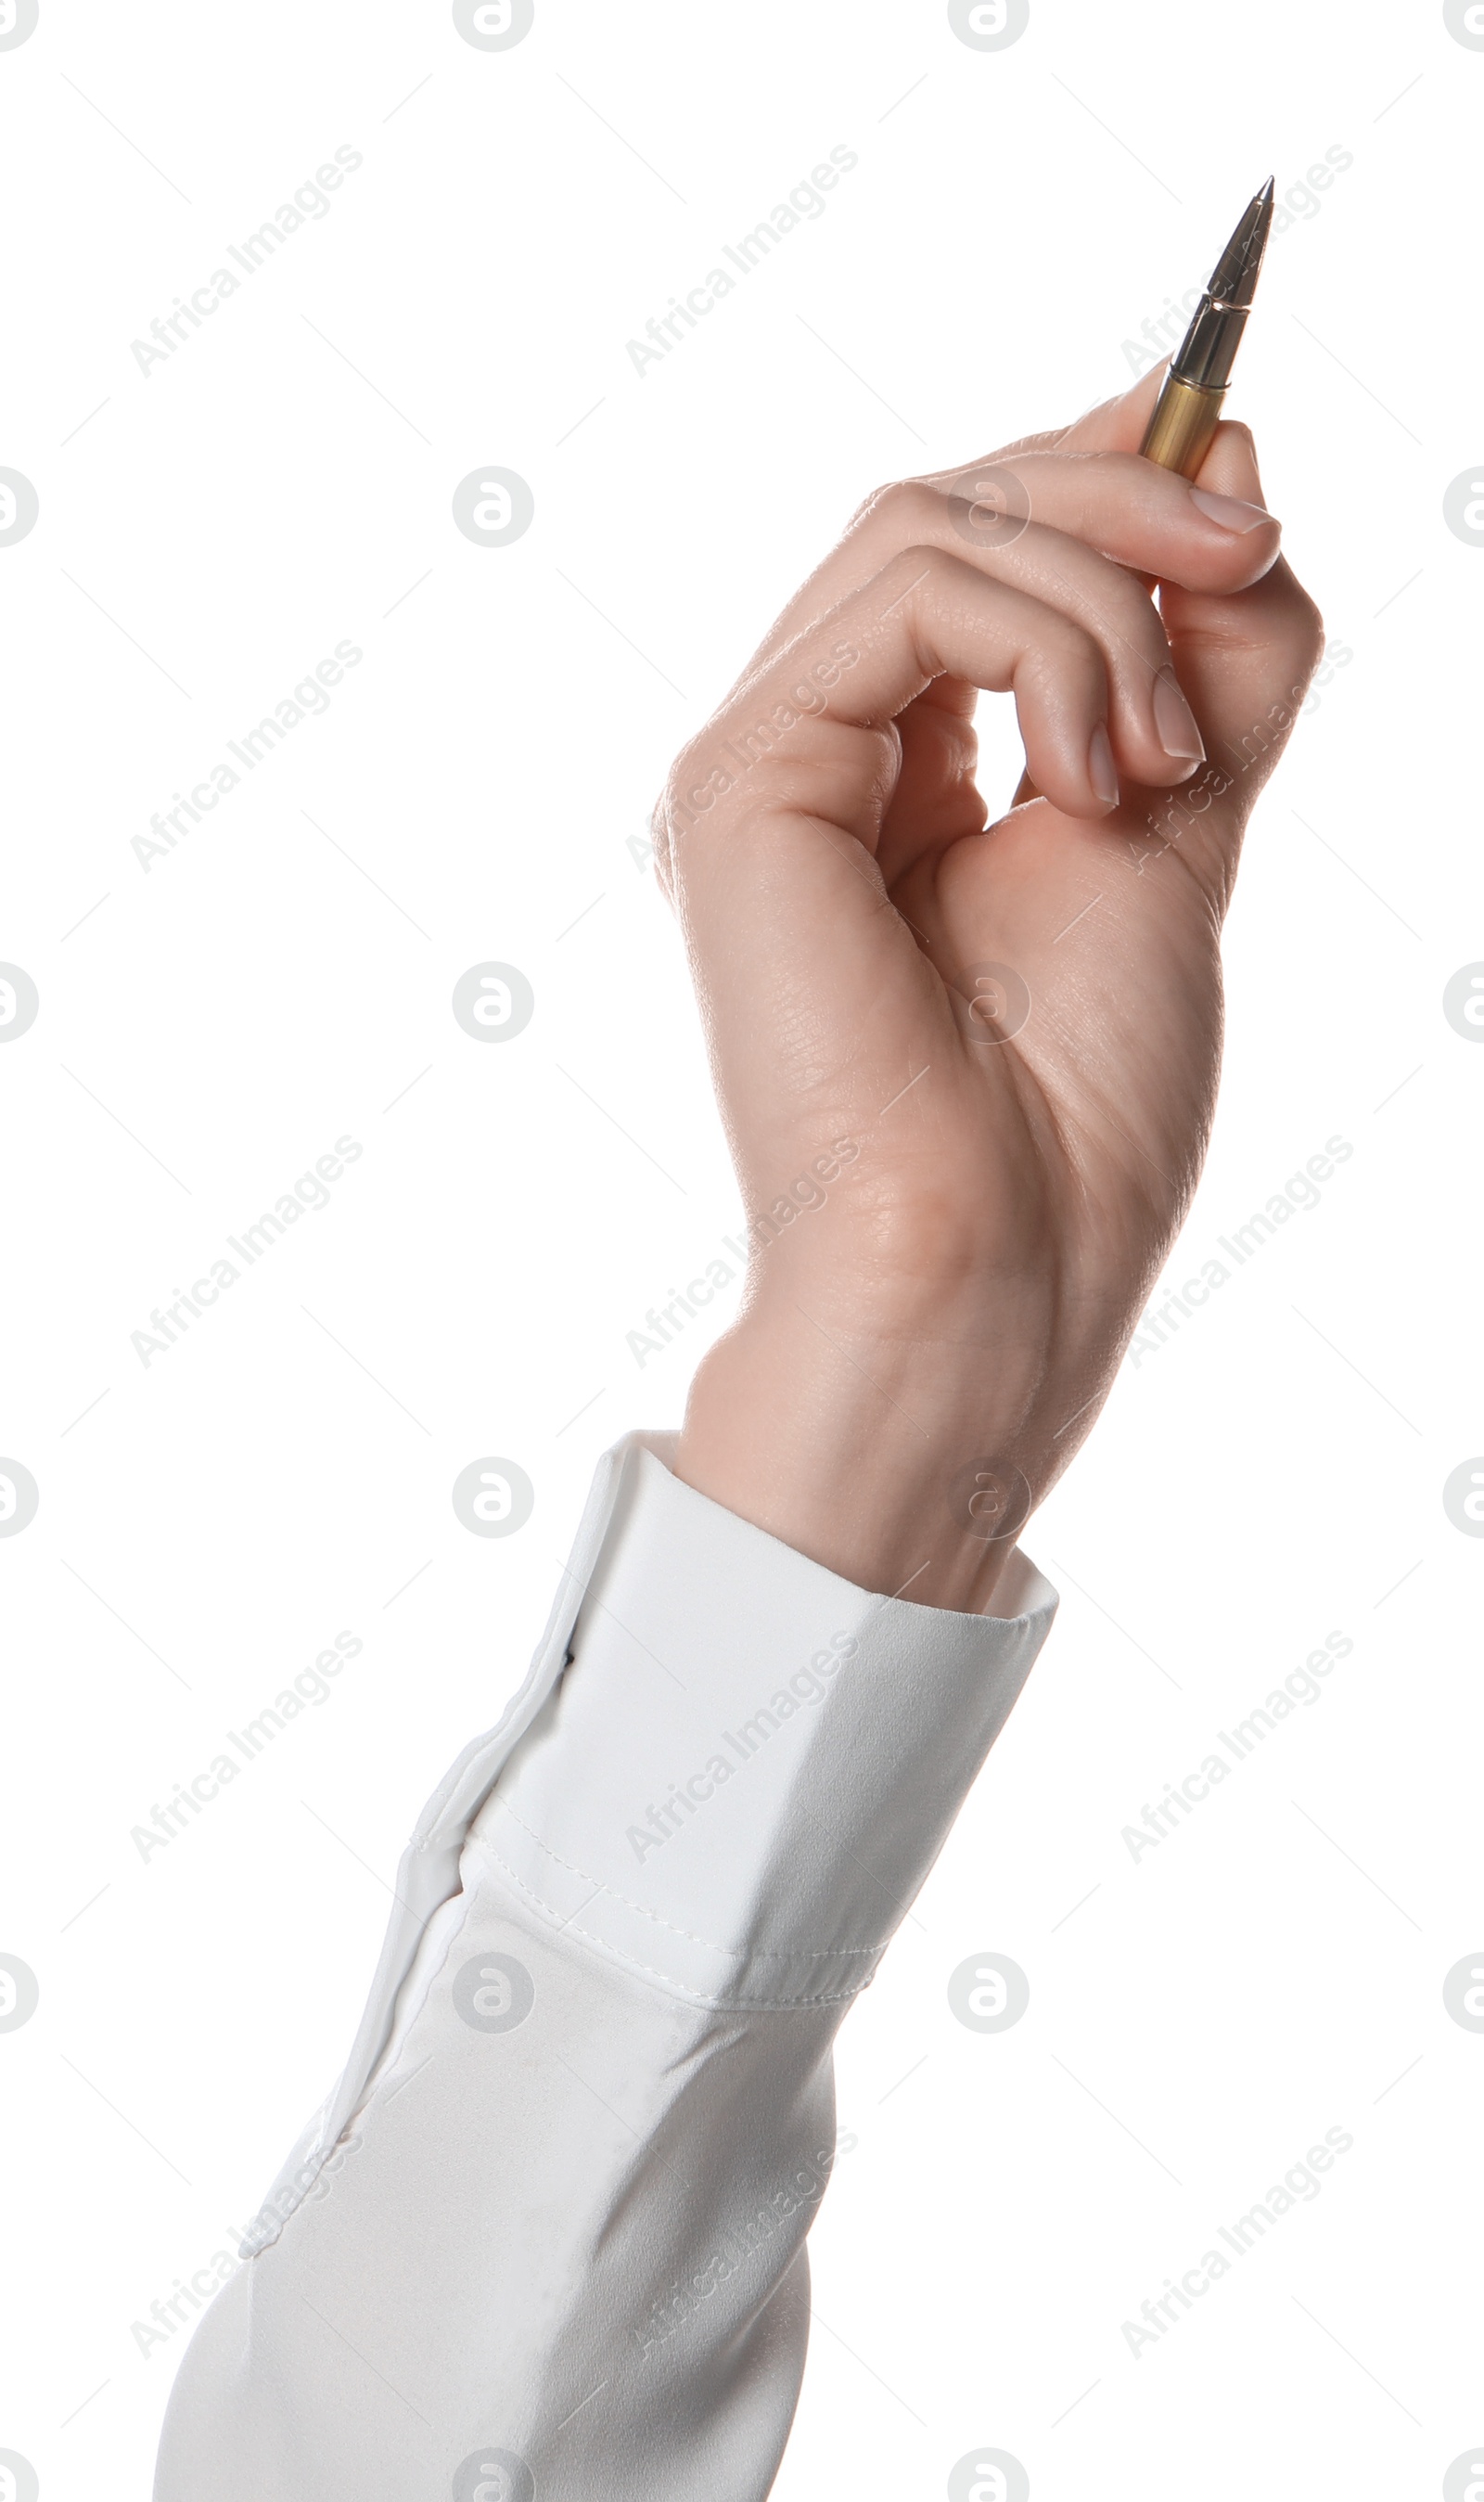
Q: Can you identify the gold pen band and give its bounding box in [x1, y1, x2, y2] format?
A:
[1138, 373, 1227, 479]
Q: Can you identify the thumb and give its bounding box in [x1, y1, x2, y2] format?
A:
[1053, 368, 1269, 510]
[1148, 421, 1322, 905]
[1153, 558, 1324, 886]
[1189, 414, 1266, 514]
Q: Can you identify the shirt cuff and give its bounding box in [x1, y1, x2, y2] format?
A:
[242, 1428, 1057, 2255]
[469, 1431, 1058, 2010]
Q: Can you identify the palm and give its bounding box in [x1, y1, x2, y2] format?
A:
[890, 676, 1223, 1270]
[738, 668, 1223, 1370]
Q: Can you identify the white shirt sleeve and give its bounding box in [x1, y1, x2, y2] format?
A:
[154, 1431, 1057, 2502]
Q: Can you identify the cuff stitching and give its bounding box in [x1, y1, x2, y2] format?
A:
[473, 1840, 878, 2010]
[474, 1797, 887, 1962]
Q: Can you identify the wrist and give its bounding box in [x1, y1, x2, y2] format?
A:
[672, 1277, 1078, 1613]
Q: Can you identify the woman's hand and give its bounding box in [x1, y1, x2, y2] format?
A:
[660, 365, 1324, 1610]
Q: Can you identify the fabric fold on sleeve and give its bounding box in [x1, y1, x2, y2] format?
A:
[155, 1430, 1058, 2502]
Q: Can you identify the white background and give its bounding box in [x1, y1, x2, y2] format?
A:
[1, 0, 1480, 2495]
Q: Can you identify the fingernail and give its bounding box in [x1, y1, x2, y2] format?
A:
[1189, 486, 1275, 534]
[1152, 665, 1205, 764]
[1087, 724, 1119, 808]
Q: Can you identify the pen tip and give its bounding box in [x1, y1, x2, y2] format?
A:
[1205, 177, 1276, 306]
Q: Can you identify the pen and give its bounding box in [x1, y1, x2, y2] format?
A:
[1139, 177, 1275, 476]
[1006, 179, 1276, 810]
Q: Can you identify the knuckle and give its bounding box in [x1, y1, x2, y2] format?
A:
[846, 481, 895, 531]
[648, 793, 678, 901]
[882, 542, 957, 607]
[1297, 588, 1326, 667]
[660, 743, 712, 830]
[1079, 448, 1139, 489]
[1041, 605, 1102, 667]
[662, 741, 702, 809]
[850, 476, 937, 537]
